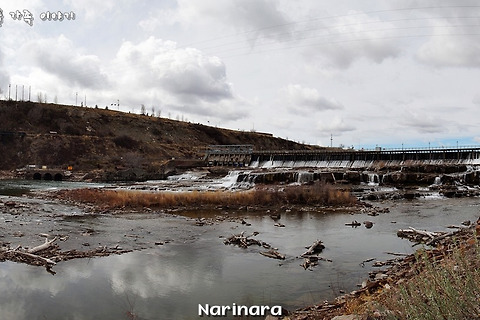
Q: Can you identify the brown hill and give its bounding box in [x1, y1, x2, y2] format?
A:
[0, 100, 318, 180]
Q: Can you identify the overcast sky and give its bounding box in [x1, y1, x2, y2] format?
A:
[1, 0, 480, 149]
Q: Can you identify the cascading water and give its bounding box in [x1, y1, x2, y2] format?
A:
[296, 171, 314, 184]
[367, 173, 379, 186]
[217, 170, 255, 190]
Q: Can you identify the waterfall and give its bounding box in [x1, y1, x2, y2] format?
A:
[367, 173, 379, 186]
[296, 171, 314, 183]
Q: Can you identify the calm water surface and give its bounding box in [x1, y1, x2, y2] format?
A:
[0, 180, 479, 319]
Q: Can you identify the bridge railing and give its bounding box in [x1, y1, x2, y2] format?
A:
[206, 145, 254, 155]
[252, 145, 480, 155]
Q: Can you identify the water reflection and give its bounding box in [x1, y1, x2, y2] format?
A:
[0, 197, 479, 319]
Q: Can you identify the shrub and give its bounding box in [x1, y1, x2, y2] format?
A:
[383, 239, 480, 320]
[113, 135, 139, 149]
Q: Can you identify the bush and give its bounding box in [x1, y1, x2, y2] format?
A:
[384, 239, 480, 320]
[113, 135, 139, 149]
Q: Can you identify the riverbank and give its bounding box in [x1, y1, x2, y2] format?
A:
[2, 178, 480, 319]
[282, 221, 480, 320]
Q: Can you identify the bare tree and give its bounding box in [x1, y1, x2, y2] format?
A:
[37, 92, 43, 103]
[140, 104, 146, 115]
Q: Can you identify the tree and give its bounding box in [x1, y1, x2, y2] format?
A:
[140, 104, 146, 115]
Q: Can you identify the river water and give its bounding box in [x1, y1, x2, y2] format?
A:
[0, 179, 479, 319]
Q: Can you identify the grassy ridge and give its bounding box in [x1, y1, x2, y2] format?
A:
[57, 183, 356, 210]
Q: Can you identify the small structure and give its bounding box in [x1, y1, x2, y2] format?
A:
[205, 145, 253, 167]
[24, 165, 71, 181]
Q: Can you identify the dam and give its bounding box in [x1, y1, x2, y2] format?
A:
[205, 145, 480, 169]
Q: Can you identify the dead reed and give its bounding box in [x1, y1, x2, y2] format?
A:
[58, 182, 356, 210]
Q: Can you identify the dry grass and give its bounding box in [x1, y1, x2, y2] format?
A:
[58, 182, 356, 210]
[382, 238, 480, 320]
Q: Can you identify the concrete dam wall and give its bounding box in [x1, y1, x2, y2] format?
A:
[248, 147, 480, 169]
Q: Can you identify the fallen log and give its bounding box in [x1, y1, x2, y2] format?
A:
[301, 256, 318, 270]
[10, 250, 56, 266]
[345, 221, 361, 227]
[426, 231, 455, 246]
[28, 237, 57, 254]
[302, 240, 325, 257]
[260, 250, 285, 260]
[397, 227, 446, 244]
[224, 231, 266, 248]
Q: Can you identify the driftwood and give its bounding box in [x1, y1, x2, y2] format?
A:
[302, 240, 325, 257]
[260, 249, 285, 260]
[301, 256, 332, 270]
[300, 240, 328, 270]
[345, 220, 361, 227]
[224, 231, 269, 249]
[28, 237, 57, 254]
[301, 256, 319, 270]
[0, 236, 132, 274]
[10, 250, 57, 266]
[397, 227, 446, 244]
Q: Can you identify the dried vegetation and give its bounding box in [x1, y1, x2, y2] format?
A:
[56, 182, 356, 210]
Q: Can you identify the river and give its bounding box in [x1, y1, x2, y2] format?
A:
[0, 178, 478, 319]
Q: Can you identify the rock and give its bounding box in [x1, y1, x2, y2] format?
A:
[364, 221, 374, 229]
[5, 201, 16, 207]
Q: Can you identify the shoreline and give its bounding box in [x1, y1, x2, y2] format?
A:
[2, 177, 480, 319]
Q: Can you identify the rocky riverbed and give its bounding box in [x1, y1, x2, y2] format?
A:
[1, 175, 480, 319]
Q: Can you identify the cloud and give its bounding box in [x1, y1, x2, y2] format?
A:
[316, 117, 356, 135]
[114, 37, 233, 103]
[111, 37, 247, 121]
[400, 111, 446, 134]
[0, 49, 9, 96]
[63, 0, 116, 21]
[474, 94, 480, 106]
[21, 35, 109, 89]
[284, 84, 343, 111]
[301, 12, 401, 68]
[176, 0, 293, 42]
[417, 33, 480, 68]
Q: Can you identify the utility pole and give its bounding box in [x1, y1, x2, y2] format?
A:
[330, 134, 333, 148]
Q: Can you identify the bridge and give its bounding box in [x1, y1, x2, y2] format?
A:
[205, 145, 480, 168]
[24, 166, 71, 181]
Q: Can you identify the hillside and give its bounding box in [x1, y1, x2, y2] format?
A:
[0, 100, 317, 180]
